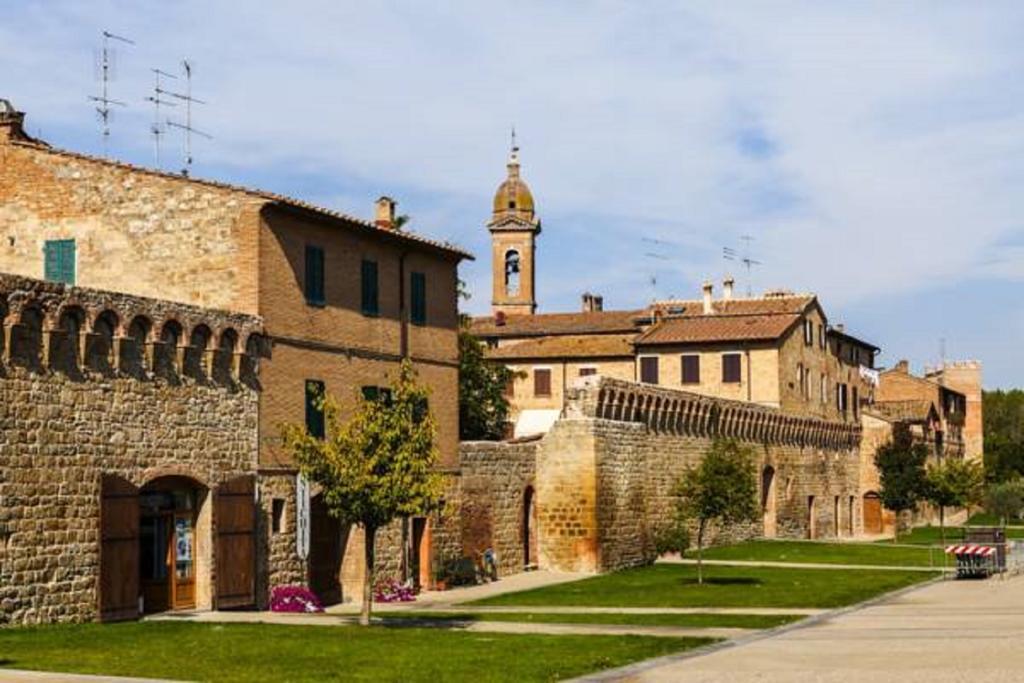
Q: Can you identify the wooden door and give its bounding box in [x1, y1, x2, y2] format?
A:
[863, 493, 883, 534]
[100, 475, 140, 622]
[216, 475, 256, 609]
[171, 513, 196, 610]
[309, 495, 343, 606]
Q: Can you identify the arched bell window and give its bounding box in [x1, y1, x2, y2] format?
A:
[505, 250, 521, 296]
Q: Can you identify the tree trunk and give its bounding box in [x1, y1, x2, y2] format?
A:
[360, 524, 377, 627]
[939, 506, 945, 547]
[696, 519, 706, 586]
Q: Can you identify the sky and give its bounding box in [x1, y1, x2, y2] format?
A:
[4, 1, 1023, 387]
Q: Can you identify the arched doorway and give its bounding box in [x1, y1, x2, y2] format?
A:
[309, 493, 343, 606]
[761, 466, 777, 538]
[138, 476, 208, 614]
[523, 486, 538, 569]
[863, 492, 883, 535]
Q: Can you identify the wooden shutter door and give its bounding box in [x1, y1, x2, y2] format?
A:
[863, 494, 883, 535]
[216, 475, 256, 609]
[100, 475, 140, 622]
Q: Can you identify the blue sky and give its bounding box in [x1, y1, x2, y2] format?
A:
[4, 1, 1023, 387]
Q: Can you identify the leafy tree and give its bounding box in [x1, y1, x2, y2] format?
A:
[874, 423, 929, 540]
[984, 389, 1024, 482]
[458, 324, 515, 440]
[653, 509, 690, 558]
[674, 439, 758, 584]
[924, 458, 984, 545]
[985, 480, 1024, 526]
[281, 360, 443, 626]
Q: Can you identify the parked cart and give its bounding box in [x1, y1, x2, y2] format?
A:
[945, 544, 997, 579]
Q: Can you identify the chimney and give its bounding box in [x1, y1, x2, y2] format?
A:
[722, 277, 735, 301]
[375, 196, 396, 230]
[895, 359, 910, 374]
[495, 310, 507, 327]
[581, 292, 604, 313]
[702, 281, 714, 315]
[0, 99, 28, 143]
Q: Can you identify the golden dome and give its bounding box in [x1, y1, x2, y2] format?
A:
[491, 146, 536, 222]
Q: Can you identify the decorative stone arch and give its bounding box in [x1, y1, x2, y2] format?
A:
[761, 464, 778, 538]
[523, 484, 538, 569]
[212, 327, 239, 385]
[184, 323, 213, 382]
[49, 303, 87, 375]
[504, 249, 521, 296]
[9, 304, 44, 370]
[156, 319, 184, 380]
[240, 332, 264, 390]
[120, 315, 154, 378]
[87, 309, 120, 374]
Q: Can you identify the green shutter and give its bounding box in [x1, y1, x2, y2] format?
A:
[305, 245, 324, 306]
[44, 239, 76, 285]
[361, 260, 379, 316]
[411, 272, 426, 325]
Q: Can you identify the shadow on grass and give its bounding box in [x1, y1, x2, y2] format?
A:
[679, 577, 763, 587]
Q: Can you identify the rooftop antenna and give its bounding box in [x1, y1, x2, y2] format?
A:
[89, 30, 134, 158]
[724, 236, 762, 297]
[145, 68, 178, 168]
[164, 60, 212, 176]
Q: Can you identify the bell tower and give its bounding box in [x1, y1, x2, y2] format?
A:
[488, 136, 541, 316]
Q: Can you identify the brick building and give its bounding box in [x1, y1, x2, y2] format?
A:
[0, 101, 471, 606]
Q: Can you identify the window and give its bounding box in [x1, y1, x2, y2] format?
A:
[44, 239, 76, 285]
[852, 386, 860, 418]
[271, 499, 285, 534]
[305, 380, 325, 439]
[533, 368, 552, 397]
[819, 324, 826, 349]
[578, 367, 597, 377]
[410, 272, 427, 325]
[640, 356, 659, 384]
[304, 245, 325, 306]
[681, 355, 700, 384]
[722, 353, 742, 383]
[837, 383, 848, 413]
[797, 364, 806, 399]
[803, 319, 813, 346]
[504, 374, 516, 397]
[361, 385, 393, 405]
[820, 373, 828, 405]
[413, 396, 429, 423]
[361, 259, 379, 316]
[505, 250, 521, 296]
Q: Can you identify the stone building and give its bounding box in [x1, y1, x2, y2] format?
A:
[0, 273, 275, 624]
[0, 101, 471, 606]
[471, 143, 879, 437]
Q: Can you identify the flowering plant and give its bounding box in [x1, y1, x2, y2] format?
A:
[270, 585, 324, 613]
[373, 576, 417, 603]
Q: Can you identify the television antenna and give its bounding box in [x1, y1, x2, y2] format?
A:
[88, 30, 134, 158]
[164, 60, 212, 176]
[723, 235, 762, 296]
[145, 68, 178, 168]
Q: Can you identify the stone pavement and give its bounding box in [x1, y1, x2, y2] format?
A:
[583, 574, 1024, 682]
[0, 671, 171, 682]
[659, 556, 951, 573]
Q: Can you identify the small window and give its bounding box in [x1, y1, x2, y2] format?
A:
[722, 353, 742, 383]
[818, 324, 826, 349]
[803, 319, 813, 346]
[852, 386, 860, 418]
[413, 396, 429, 423]
[271, 499, 285, 534]
[681, 355, 700, 384]
[361, 385, 393, 405]
[578, 367, 597, 377]
[44, 239, 76, 285]
[305, 380, 325, 439]
[304, 245, 325, 306]
[837, 383, 848, 413]
[410, 272, 427, 326]
[361, 259, 379, 316]
[534, 368, 552, 397]
[504, 374, 516, 397]
[820, 374, 828, 405]
[640, 356, 659, 385]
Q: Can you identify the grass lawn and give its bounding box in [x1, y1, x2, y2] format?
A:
[879, 525, 1024, 546]
[0, 621, 710, 683]
[380, 611, 802, 630]
[468, 564, 936, 609]
[694, 540, 939, 567]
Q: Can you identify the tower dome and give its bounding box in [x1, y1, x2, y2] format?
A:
[491, 144, 536, 224]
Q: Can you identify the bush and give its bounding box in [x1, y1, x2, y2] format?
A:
[373, 576, 417, 603]
[654, 514, 690, 556]
[270, 585, 323, 613]
[436, 556, 478, 587]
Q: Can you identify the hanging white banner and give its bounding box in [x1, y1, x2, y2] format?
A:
[296, 473, 311, 560]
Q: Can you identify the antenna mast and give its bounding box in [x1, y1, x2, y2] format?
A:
[724, 236, 762, 297]
[146, 68, 178, 168]
[89, 30, 134, 158]
[164, 60, 212, 176]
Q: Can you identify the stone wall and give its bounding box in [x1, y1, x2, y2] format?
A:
[0, 274, 265, 624]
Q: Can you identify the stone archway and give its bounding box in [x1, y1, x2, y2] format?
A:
[523, 486, 538, 569]
[761, 466, 777, 538]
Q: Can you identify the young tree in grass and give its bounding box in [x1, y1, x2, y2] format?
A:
[924, 458, 984, 545]
[281, 360, 443, 626]
[675, 439, 758, 585]
[985, 480, 1024, 527]
[874, 423, 929, 541]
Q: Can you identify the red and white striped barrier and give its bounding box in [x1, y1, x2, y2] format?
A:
[945, 544, 996, 556]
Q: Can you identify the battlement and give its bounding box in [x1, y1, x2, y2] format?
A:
[565, 375, 861, 450]
[0, 273, 264, 387]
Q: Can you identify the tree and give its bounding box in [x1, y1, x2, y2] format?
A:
[874, 423, 929, 540]
[985, 480, 1024, 527]
[983, 389, 1024, 482]
[674, 439, 759, 584]
[458, 324, 516, 440]
[281, 360, 443, 626]
[924, 458, 984, 545]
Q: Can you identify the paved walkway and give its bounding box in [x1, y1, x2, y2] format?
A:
[659, 556, 950, 573]
[0, 672, 171, 682]
[585, 574, 1024, 682]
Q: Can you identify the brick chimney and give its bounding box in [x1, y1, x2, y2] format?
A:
[581, 292, 604, 312]
[702, 281, 714, 314]
[0, 99, 28, 143]
[375, 196, 396, 230]
[722, 277, 735, 301]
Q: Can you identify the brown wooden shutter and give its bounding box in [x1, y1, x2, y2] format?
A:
[534, 368, 551, 397]
[640, 357, 659, 385]
[722, 353, 742, 383]
[99, 475, 140, 622]
[681, 355, 700, 384]
[216, 475, 256, 610]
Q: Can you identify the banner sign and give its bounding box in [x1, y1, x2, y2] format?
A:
[296, 473, 310, 560]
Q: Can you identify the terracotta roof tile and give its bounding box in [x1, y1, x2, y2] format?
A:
[471, 310, 646, 338]
[485, 334, 635, 360]
[635, 313, 802, 345]
[12, 140, 473, 260]
[870, 400, 938, 423]
[652, 295, 815, 317]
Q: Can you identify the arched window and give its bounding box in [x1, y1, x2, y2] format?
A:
[51, 306, 86, 374]
[240, 333, 263, 389]
[156, 320, 183, 380]
[10, 306, 43, 370]
[121, 315, 152, 378]
[213, 328, 238, 385]
[87, 310, 119, 374]
[504, 250, 521, 296]
[185, 324, 212, 381]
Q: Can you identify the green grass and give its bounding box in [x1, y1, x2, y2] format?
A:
[0, 622, 710, 683]
[694, 540, 938, 567]
[380, 611, 802, 630]
[468, 564, 936, 609]
[879, 525, 1024, 546]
